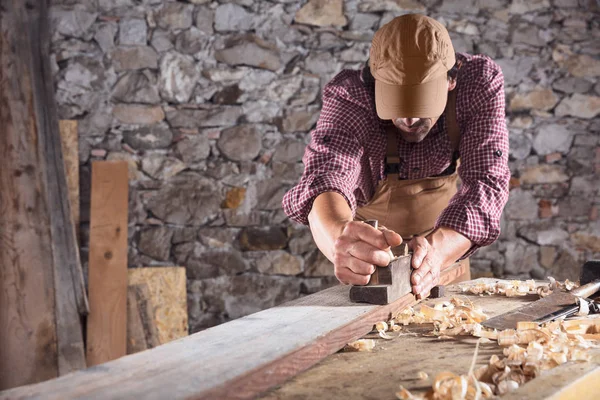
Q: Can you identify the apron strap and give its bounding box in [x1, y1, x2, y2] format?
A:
[385, 126, 400, 174]
[445, 89, 460, 153]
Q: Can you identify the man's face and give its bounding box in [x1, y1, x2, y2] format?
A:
[392, 116, 440, 143]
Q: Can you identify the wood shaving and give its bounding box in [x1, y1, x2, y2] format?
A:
[563, 318, 600, 334]
[548, 276, 578, 291]
[345, 339, 375, 352]
[391, 297, 488, 338]
[379, 330, 395, 340]
[418, 371, 429, 380]
[373, 320, 396, 339]
[537, 285, 552, 298]
[516, 321, 539, 330]
[376, 321, 389, 332]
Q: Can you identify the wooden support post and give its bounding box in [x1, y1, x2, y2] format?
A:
[0, 0, 86, 389]
[86, 161, 129, 366]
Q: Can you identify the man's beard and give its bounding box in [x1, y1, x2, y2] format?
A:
[394, 119, 433, 143]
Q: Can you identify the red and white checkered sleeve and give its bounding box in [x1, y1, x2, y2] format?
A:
[282, 85, 370, 225]
[436, 62, 511, 257]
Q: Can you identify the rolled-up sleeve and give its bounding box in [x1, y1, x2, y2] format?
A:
[435, 63, 511, 256]
[282, 84, 370, 225]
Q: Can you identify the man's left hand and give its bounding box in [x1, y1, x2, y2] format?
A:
[408, 236, 442, 299]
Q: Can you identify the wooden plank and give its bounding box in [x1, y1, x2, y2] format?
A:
[127, 284, 160, 354]
[29, 0, 87, 377]
[0, 285, 416, 399]
[128, 267, 188, 344]
[58, 120, 80, 239]
[54, 119, 88, 375]
[0, 0, 86, 389]
[86, 161, 129, 366]
[0, 265, 467, 398]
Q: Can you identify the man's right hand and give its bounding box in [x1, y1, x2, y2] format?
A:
[307, 192, 402, 286]
[331, 221, 403, 285]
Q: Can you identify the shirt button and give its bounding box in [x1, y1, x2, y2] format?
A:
[322, 136, 330, 144]
[412, 167, 420, 173]
[495, 150, 503, 157]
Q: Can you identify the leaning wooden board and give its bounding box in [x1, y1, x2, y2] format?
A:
[0, 262, 466, 399]
[86, 161, 129, 366]
[260, 279, 600, 400]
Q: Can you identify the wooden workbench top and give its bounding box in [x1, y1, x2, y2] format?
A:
[260, 281, 600, 400]
[3, 275, 599, 399]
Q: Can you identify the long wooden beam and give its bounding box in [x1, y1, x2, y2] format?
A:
[0, 262, 467, 399]
[0, 0, 86, 390]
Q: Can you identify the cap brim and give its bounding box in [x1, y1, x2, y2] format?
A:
[375, 74, 449, 120]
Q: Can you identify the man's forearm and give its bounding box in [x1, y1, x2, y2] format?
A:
[307, 192, 353, 262]
[425, 226, 472, 269]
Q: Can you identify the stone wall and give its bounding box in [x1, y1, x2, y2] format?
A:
[50, 0, 600, 333]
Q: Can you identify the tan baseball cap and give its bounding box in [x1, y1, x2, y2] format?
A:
[369, 14, 456, 119]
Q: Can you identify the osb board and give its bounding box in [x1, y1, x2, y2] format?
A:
[128, 267, 188, 344]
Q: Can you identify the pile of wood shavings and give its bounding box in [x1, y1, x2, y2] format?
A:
[458, 277, 578, 298]
[393, 297, 487, 337]
[388, 295, 600, 399]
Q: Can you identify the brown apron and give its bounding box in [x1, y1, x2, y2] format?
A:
[355, 90, 471, 283]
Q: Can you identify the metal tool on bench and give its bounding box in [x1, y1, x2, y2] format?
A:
[482, 260, 600, 331]
[348, 219, 413, 305]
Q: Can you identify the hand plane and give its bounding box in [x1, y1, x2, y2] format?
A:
[349, 220, 413, 305]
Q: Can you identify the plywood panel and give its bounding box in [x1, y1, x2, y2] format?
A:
[128, 267, 188, 344]
[86, 161, 129, 366]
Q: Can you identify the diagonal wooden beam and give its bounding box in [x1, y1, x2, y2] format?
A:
[0, 262, 468, 399]
[0, 0, 86, 389]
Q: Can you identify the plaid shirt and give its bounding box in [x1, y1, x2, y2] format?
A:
[282, 53, 510, 252]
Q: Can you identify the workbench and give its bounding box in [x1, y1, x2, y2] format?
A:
[1, 275, 599, 400]
[260, 283, 600, 400]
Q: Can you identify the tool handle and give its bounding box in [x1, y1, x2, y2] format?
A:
[363, 220, 381, 285]
[571, 279, 600, 298]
